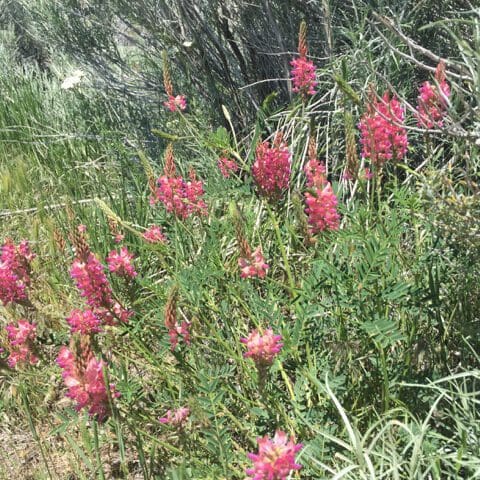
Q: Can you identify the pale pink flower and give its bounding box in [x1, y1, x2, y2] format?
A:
[304, 183, 340, 234]
[239, 246, 269, 279]
[159, 406, 190, 427]
[304, 158, 327, 188]
[240, 328, 283, 365]
[66, 309, 102, 335]
[252, 134, 291, 199]
[57, 346, 119, 421]
[114, 233, 125, 244]
[164, 95, 187, 112]
[358, 91, 408, 167]
[0, 239, 35, 306]
[246, 430, 303, 480]
[106, 247, 137, 278]
[416, 61, 450, 128]
[290, 56, 317, 96]
[142, 225, 167, 243]
[218, 157, 239, 178]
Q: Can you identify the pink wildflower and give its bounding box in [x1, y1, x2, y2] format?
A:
[164, 95, 187, 112]
[239, 246, 269, 279]
[57, 345, 119, 421]
[304, 183, 340, 234]
[218, 157, 239, 178]
[241, 328, 283, 365]
[0, 239, 35, 306]
[246, 430, 303, 480]
[167, 320, 191, 351]
[5, 319, 38, 368]
[142, 225, 167, 243]
[358, 91, 408, 167]
[159, 406, 190, 427]
[416, 61, 450, 128]
[151, 172, 207, 219]
[290, 56, 317, 97]
[66, 309, 102, 335]
[70, 252, 113, 309]
[106, 247, 137, 278]
[114, 233, 125, 244]
[252, 133, 291, 199]
[304, 158, 327, 188]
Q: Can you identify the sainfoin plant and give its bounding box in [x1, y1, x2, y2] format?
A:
[1, 7, 480, 480]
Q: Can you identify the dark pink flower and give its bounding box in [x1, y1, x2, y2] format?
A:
[0, 239, 35, 306]
[304, 183, 340, 234]
[70, 253, 113, 309]
[5, 319, 38, 368]
[240, 328, 283, 365]
[290, 56, 317, 97]
[252, 134, 291, 199]
[246, 430, 303, 480]
[151, 172, 207, 219]
[66, 309, 102, 335]
[218, 157, 239, 178]
[358, 91, 408, 167]
[106, 247, 137, 278]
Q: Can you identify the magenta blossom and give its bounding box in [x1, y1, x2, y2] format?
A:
[143, 225, 167, 244]
[246, 430, 303, 480]
[290, 56, 317, 97]
[66, 309, 102, 335]
[5, 319, 38, 368]
[218, 157, 239, 178]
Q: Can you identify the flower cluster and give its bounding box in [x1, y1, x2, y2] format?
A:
[66, 309, 102, 335]
[70, 251, 132, 327]
[238, 246, 269, 279]
[241, 328, 283, 365]
[252, 134, 291, 199]
[290, 56, 317, 97]
[416, 61, 450, 128]
[159, 406, 190, 428]
[246, 430, 303, 480]
[358, 91, 408, 167]
[106, 247, 137, 278]
[303, 159, 340, 234]
[151, 173, 207, 219]
[164, 288, 191, 350]
[0, 239, 35, 306]
[305, 183, 340, 234]
[218, 156, 239, 178]
[164, 95, 187, 112]
[5, 319, 38, 368]
[57, 344, 119, 421]
[143, 225, 167, 244]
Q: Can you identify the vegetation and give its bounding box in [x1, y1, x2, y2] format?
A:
[0, 1, 479, 478]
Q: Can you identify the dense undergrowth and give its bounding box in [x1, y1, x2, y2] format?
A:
[1, 2, 480, 479]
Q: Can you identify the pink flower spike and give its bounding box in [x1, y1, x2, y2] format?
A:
[67, 309, 102, 335]
[252, 133, 291, 199]
[240, 328, 283, 365]
[159, 406, 190, 427]
[164, 95, 187, 112]
[246, 430, 303, 480]
[304, 182, 340, 234]
[5, 319, 38, 368]
[218, 157, 239, 178]
[290, 56, 317, 97]
[358, 91, 408, 167]
[239, 246, 269, 279]
[142, 225, 167, 244]
[106, 247, 137, 278]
